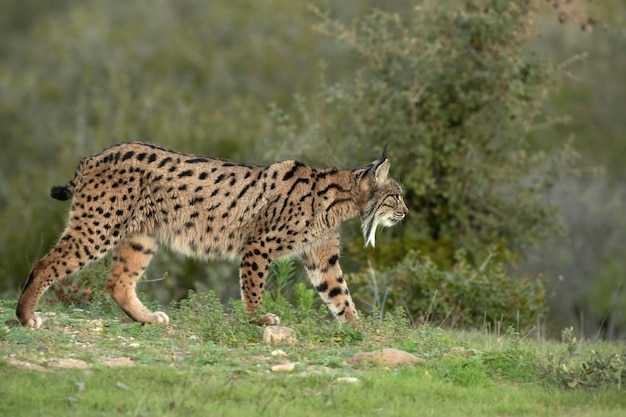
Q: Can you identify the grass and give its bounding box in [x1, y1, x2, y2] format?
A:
[1, 293, 625, 417]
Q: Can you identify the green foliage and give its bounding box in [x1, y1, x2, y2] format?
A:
[433, 328, 541, 387]
[350, 250, 547, 332]
[480, 327, 539, 383]
[272, 1, 577, 266]
[169, 290, 259, 346]
[544, 327, 626, 389]
[294, 282, 316, 315]
[265, 258, 298, 306]
[435, 354, 490, 387]
[45, 256, 111, 309]
[263, 258, 321, 322]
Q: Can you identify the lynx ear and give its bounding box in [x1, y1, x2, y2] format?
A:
[361, 145, 390, 190]
[369, 144, 389, 183]
[374, 159, 390, 183]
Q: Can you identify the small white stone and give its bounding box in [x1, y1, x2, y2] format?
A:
[271, 362, 296, 373]
[101, 357, 134, 367]
[335, 377, 360, 384]
[271, 349, 287, 357]
[49, 358, 91, 369]
[116, 381, 131, 391]
[351, 348, 424, 367]
[263, 326, 296, 345]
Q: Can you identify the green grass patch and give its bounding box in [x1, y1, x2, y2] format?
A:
[1, 296, 625, 417]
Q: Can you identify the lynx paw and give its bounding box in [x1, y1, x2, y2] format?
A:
[149, 311, 170, 325]
[251, 313, 281, 326]
[25, 314, 43, 329]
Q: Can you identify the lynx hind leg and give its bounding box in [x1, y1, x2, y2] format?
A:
[302, 236, 358, 323]
[107, 235, 168, 325]
[16, 231, 116, 328]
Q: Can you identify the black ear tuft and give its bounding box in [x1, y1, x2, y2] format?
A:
[364, 145, 390, 175]
[372, 144, 389, 169]
[372, 144, 388, 170]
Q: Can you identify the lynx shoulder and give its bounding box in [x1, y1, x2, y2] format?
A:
[16, 142, 408, 328]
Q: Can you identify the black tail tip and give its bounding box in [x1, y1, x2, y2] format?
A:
[50, 185, 71, 201]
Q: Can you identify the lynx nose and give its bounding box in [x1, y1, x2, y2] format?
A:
[401, 203, 409, 217]
[396, 208, 407, 221]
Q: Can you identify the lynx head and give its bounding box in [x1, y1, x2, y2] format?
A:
[359, 146, 409, 248]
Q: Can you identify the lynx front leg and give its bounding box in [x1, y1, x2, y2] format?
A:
[302, 234, 358, 323]
[106, 235, 169, 325]
[239, 242, 279, 326]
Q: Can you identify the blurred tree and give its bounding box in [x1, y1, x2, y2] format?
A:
[530, 0, 626, 180]
[270, 0, 577, 269]
[0, 0, 78, 55]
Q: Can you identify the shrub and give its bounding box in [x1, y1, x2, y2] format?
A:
[544, 327, 626, 389]
[262, 258, 322, 323]
[349, 250, 547, 332]
[169, 290, 259, 345]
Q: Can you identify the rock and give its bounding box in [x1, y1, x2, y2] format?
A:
[48, 358, 91, 369]
[101, 357, 135, 367]
[446, 346, 477, 357]
[7, 358, 47, 372]
[263, 326, 296, 345]
[116, 381, 131, 391]
[335, 377, 360, 384]
[271, 349, 287, 357]
[351, 348, 425, 367]
[271, 362, 296, 373]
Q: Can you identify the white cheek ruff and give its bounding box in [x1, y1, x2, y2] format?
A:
[365, 222, 378, 248]
[363, 215, 397, 248]
[380, 217, 396, 227]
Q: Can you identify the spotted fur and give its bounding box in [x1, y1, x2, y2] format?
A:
[16, 142, 408, 328]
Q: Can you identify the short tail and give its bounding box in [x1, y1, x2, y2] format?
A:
[50, 185, 72, 201]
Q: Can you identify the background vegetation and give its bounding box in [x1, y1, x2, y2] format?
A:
[0, 0, 624, 339]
